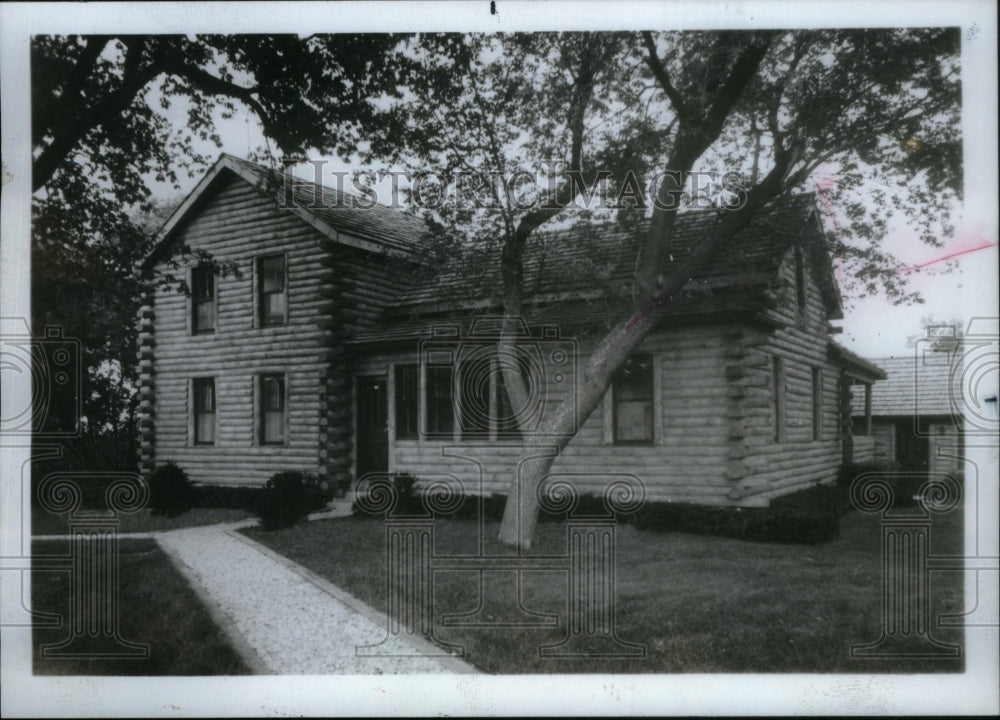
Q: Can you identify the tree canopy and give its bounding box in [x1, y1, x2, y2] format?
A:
[349, 29, 961, 545]
[31, 33, 413, 469]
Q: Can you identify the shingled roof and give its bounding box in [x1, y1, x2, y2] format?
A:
[851, 354, 962, 417]
[348, 192, 844, 345]
[143, 154, 428, 269]
[392, 193, 836, 313]
[222, 155, 428, 251]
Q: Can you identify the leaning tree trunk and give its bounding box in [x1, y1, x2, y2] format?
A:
[497, 152, 795, 548]
[497, 310, 659, 547]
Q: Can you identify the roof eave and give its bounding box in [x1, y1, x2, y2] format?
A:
[828, 342, 887, 382]
[140, 154, 417, 273]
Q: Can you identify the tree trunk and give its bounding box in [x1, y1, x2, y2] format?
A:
[497, 152, 795, 548]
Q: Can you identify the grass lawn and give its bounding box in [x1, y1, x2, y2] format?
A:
[31, 505, 253, 536]
[244, 507, 965, 674]
[32, 538, 252, 675]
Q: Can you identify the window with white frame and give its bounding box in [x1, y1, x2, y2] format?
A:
[259, 373, 286, 445]
[193, 377, 215, 445]
[613, 354, 654, 445]
[394, 364, 419, 440]
[258, 255, 287, 327]
[812, 367, 823, 441]
[425, 365, 454, 437]
[191, 266, 216, 333]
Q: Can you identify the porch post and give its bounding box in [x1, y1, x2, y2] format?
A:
[864, 383, 873, 436]
[840, 371, 853, 464]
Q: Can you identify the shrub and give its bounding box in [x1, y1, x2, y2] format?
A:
[256, 471, 327, 530]
[632, 499, 841, 545]
[195, 484, 263, 512]
[349, 477, 842, 544]
[351, 472, 423, 516]
[148, 462, 199, 518]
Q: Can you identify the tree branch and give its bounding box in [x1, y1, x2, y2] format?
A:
[33, 37, 162, 191]
[158, 58, 278, 139]
[641, 32, 688, 117]
[33, 35, 111, 136]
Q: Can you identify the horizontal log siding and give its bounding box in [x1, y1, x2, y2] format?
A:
[853, 435, 876, 464]
[149, 175, 329, 486]
[735, 248, 844, 502]
[354, 326, 746, 505]
[870, 423, 895, 463]
[319, 245, 413, 490]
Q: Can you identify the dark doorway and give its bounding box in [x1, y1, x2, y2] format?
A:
[356, 375, 388, 483]
[894, 419, 930, 472]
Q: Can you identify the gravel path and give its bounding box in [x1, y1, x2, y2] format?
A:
[156, 521, 474, 675]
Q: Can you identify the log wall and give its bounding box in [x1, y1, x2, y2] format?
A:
[143, 172, 409, 487]
[853, 434, 876, 464]
[146, 175, 327, 485]
[732, 247, 846, 502]
[354, 326, 745, 505]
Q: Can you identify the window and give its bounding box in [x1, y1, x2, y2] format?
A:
[772, 356, 786, 443]
[193, 377, 215, 445]
[425, 365, 454, 436]
[191, 266, 215, 333]
[259, 374, 286, 444]
[394, 364, 418, 440]
[613, 354, 654, 445]
[794, 247, 807, 314]
[258, 255, 287, 326]
[812, 367, 823, 441]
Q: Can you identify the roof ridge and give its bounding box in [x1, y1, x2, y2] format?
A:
[221, 153, 429, 221]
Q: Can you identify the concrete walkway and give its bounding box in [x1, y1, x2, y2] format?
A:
[155, 512, 475, 675]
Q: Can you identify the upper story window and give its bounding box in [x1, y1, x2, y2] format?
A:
[258, 255, 287, 327]
[394, 364, 419, 440]
[191, 266, 216, 333]
[613, 354, 654, 445]
[193, 377, 215, 445]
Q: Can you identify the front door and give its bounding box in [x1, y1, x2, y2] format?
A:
[356, 376, 388, 483]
